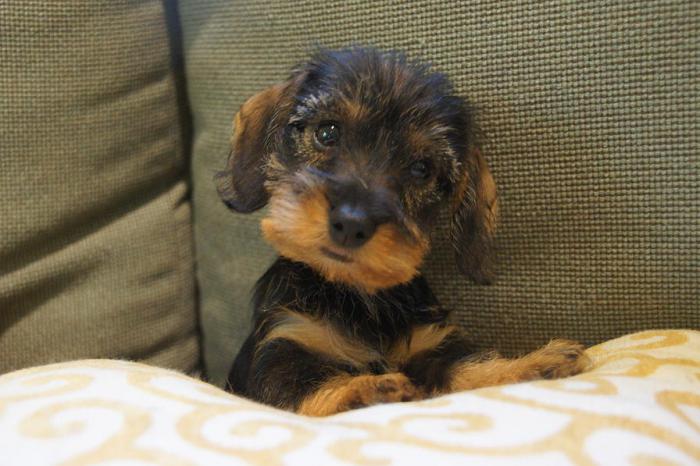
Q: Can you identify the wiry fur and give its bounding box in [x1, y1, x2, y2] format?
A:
[218, 47, 588, 415]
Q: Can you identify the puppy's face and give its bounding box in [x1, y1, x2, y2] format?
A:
[217, 48, 497, 293]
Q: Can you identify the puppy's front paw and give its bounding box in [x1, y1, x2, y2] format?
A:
[348, 373, 419, 408]
[531, 339, 590, 379]
[298, 373, 420, 416]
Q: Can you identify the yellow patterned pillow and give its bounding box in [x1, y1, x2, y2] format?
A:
[1, 330, 698, 465]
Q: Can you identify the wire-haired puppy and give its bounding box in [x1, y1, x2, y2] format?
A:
[217, 47, 588, 416]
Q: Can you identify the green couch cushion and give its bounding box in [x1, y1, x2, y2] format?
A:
[180, 1, 699, 385]
[0, 1, 199, 373]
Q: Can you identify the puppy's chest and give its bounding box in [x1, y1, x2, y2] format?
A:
[316, 304, 453, 373]
[255, 258, 449, 370]
[267, 289, 448, 372]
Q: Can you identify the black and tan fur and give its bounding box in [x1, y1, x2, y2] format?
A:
[217, 48, 588, 416]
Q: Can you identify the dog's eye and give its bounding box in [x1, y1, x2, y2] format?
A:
[409, 160, 432, 181]
[314, 123, 340, 148]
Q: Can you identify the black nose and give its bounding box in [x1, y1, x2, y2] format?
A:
[328, 203, 377, 249]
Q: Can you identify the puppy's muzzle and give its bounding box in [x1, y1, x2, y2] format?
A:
[328, 202, 377, 248]
[325, 179, 393, 249]
[302, 166, 400, 250]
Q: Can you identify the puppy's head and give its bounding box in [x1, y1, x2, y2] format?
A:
[217, 48, 497, 293]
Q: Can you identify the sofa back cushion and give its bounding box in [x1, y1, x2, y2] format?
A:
[179, 1, 699, 384]
[0, 1, 199, 373]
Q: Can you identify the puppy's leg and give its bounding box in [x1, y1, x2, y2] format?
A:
[297, 372, 419, 417]
[244, 338, 418, 416]
[402, 329, 589, 395]
[446, 339, 589, 392]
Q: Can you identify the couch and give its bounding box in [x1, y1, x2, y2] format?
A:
[1, 1, 697, 464]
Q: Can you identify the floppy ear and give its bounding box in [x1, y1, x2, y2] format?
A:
[451, 148, 499, 284]
[215, 84, 286, 213]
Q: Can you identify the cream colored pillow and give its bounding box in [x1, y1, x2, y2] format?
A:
[1, 330, 698, 465]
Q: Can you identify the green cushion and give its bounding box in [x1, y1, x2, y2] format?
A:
[0, 1, 199, 373]
[180, 1, 699, 385]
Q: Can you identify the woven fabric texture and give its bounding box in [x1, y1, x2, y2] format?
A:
[0, 1, 199, 374]
[180, 0, 699, 384]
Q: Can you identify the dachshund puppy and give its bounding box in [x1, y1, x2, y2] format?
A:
[217, 47, 588, 416]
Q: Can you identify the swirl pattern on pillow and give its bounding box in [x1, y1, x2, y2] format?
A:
[1, 330, 698, 466]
